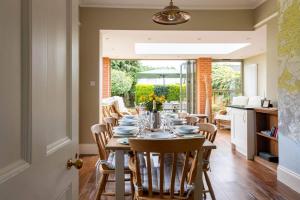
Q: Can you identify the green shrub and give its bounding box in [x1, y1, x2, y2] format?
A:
[111, 69, 133, 96]
[166, 84, 186, 102]
[154, 85, 168, 97]
[135, 83, 187, 104]
[135, 84, 154, 104]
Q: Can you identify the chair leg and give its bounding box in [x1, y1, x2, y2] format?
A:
[204, 171, 216, 200]
[130, 172, 135, 200]
[103, 173, 109, 192]
[202, 178, 207, 200]
[96, 173, 109, 200]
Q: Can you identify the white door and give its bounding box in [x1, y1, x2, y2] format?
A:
[244, 64, 258, 97]
[0, 0, 79, 199]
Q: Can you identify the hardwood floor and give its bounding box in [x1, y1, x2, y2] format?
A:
[79, 129, 300, 200]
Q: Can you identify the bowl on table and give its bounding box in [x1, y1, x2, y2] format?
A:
[123, 115, 137, 120]
[117, 138, 129, 145]
[176, 125, 199, 134]
[119, 118, 138, 126]
[145, 132, 175, 139]
[114, 126, 138, 135]
[172, 119, 184, 125]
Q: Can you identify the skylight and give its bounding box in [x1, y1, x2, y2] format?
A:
[135, 43, 250, 55]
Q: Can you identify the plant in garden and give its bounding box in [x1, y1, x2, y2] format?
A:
[167, 84, 186, 102]
[111, 60, 152, 106]
[135, 84, 155, 104]
[111, 69, 133, 96]
[139, 93, 166, 111]
[135, 83, 186, 103]
[212, 66, 241, 106]
[154, 85, 168, 97]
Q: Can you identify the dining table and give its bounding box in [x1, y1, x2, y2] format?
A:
[105, 130, 217, 200]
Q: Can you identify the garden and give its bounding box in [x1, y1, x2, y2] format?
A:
[111, 60, 242, 112]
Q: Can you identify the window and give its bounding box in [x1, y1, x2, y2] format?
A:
[212, 61, 243, 112]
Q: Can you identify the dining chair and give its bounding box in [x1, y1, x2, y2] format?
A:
[197, 123, 218, 200]
[90, 124, 134, 199]
[185, 116, 199, 126]
[128, 138, 205, 200]
[103, 116, 118, 138]
[102, 105, 111, 118]
[102, 104, 123, 119]
[178, 112, 189, 119]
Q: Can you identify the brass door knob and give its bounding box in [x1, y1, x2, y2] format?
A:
[66, 153, 83, 170]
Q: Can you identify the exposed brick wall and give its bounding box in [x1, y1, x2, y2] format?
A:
[196, 58, 212, 120]
[102, 57, 111, 98]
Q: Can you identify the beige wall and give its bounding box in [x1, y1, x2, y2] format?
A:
[254, 0, 279, 25]
[266, 17, 278, 103]
[244, 54, 267, 97]
[79, 1, 278, 145]
[243, 17, 279, 103]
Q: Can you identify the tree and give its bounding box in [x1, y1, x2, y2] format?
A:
[111, 69, 133, 97]
[212, 66, 241, 108]
[212, 66, 241, 90]
[111, 60, 152, 106]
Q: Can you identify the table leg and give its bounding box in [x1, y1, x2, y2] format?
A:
[194, 149, 203, 200]
[115, 150, 125, 200]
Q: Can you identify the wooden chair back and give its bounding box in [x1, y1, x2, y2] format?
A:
[178, 112, 189, 119]
[90, 124, 111, 162]
[129, 138, 205, 199]
[185, 116, 199, 126]
[197, 123, 217, 143]
[103, 117, 118, 138]
[197, 123, 217, 170]
[102, 105, 113, 118]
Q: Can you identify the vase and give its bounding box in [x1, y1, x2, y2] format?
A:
[150, 111, 161, 130]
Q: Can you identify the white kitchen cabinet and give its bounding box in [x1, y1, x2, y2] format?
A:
[230, 107, 256, 159]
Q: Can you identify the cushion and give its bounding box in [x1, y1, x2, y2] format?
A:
[232, 96, 249, 106]
[138, 154, 193, 195]
[215, 114, 231, 121]
[113, 96, 128, 113]
[247, 96, 263, 107]
[101, 97, 115, 106]
[100, 152, 130, 169]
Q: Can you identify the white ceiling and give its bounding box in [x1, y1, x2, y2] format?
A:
[101, 27, 267, 59]
[80, 0, 266, 10]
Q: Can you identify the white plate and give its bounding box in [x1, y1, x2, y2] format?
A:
[114, 126, 137, 132]
[177, 125, 198, 132]
[119, 118, 137, 123]
[117, 138, 129, 145]
[176, 129, 198, 135]
[119, 122, 137, 126]
[180, 134, 204, 138]
[114, 126, 138, 135]
[123, 115, 137, 120]
[145, 132, 176, 139]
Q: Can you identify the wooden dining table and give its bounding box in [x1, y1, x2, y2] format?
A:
[106, 134, 216, 200]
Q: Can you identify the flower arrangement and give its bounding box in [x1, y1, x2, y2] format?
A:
[139, 93, 166, 111]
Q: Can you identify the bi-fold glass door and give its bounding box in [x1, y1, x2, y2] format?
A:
[179, 60, 196, 113]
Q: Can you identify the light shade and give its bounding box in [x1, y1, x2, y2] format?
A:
[152, 0, 191, 25]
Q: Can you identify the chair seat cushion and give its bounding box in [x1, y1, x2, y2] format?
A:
[100, 152, 130, 170]
[137, 153, 194, 195]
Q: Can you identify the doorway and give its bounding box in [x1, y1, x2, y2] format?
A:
[110, 59, 196, 113]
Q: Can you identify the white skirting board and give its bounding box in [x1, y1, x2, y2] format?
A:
[277, 165, 300, 193]
[79, 144, 98, 155]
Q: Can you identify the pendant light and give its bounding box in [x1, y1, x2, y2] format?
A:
[152, 0, 191, 25]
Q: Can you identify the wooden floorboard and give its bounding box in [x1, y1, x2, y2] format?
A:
[79, 129, 300, 200]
